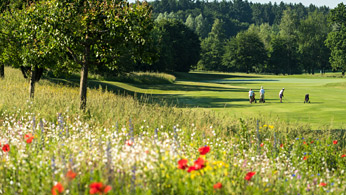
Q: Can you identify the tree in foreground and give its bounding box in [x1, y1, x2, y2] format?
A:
[46, 0, 154, 109]
[0, 1, 55, 97]
[325, 3, 346, 75]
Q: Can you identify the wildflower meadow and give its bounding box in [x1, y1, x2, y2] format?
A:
[1, 68, 346, 194]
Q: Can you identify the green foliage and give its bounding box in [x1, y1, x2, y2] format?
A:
[198, 19, 226, 71]
[152, 19, 201, 72]
[298, 11, 331, 74]
[223, 30, 267, 73]
[326, 3, 346, 74]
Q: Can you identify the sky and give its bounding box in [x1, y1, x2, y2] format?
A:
[128, 0, 342, 9]
[248, 0, 340, 8]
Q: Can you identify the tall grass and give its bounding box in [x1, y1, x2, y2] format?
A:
[0, 67, 313, 136]
[2, 67, 346, 194]
[94, 71, 176, 84]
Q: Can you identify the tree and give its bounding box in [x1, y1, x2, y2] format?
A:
[298, 11, 330, 74]
[185, 14, 195, 30]
[198, 19, 226, 71]
[195, 14, 209, 38]
[152, 19, 201, 72]
[268, 36, 290, 74]
[325, 3, 346, 75]
[278, 8, 301, 74]
[223, 30, 267, 73]
[0, 1, 54, 97]
[46, 0, 154, 109]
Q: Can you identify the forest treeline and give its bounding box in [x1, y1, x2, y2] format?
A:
[150, 0, 334, 75]
[1, 0, 346, 109]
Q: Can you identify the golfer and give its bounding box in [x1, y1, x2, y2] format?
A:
[279, 88, 285, 103]
[249, 89, 254, 103]
[259, 86, 265, 103]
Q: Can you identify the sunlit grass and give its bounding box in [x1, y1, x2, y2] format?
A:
[2, 67, 346, 194]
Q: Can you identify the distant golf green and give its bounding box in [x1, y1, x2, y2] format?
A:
[98, 72, 346, 129]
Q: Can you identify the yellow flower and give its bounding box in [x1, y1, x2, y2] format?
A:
[269, 125, 274, 129]
[263, 125, 268, 128]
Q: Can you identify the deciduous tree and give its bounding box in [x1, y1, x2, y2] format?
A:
[325, 3, 346, 75]
[46, 0, 154, 109]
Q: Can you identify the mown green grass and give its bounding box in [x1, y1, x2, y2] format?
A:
[87, 71, 346, 130]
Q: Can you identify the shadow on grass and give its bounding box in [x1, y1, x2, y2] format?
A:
[131, 83, 249, 92]
[174, 72, 262, 81]
[46, 76, 252, 108]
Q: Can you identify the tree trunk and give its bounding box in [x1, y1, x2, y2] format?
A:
[29, 65, 36, 99]
[79, 46, 89, 110]
[342, 71, 345, 77]
[0, 63, 4, 78]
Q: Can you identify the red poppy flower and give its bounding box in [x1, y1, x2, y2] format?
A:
[24, 133, 34, 144]
[310, 141, 314, 144]
[260, 143, 264, 147]
[51, 182, 64, 195]
[319, 182, 327, 187]
[66, 170, 77, 180]
[333, 140, 338, 145]
[194, 157, 205, 170]
[341, 154, 346, 158]
[125, 140, 133, 146]
[198, 146, 210, 155]
[280, 144, 284, 148]
[90, 182, 111, 194]
[303, 156, 308, 160]
[213, 182, 222, 189]
[303, 141, 307, 145]
[187, 166, 197, 173]
[2, 144, 10, 152]
[244, 172, 256, 181]
[177, 159, 188, 170]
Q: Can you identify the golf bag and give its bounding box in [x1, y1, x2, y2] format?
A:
[304, 94, 310, 103]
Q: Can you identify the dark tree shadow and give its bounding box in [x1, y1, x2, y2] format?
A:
[174, 72, 262, 81]
[46, 76, 252, 108]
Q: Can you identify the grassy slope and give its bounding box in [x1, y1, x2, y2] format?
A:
[93, 71, 346, 129]
[1, 67, 345, 129]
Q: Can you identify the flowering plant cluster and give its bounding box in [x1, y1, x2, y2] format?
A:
[0, 113, 346, 194]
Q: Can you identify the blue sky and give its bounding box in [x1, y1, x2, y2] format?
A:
[129, 0, 341, 9]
